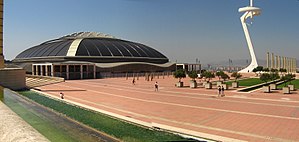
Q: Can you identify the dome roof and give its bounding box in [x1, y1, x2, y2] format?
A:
[15, 32, 167, 61]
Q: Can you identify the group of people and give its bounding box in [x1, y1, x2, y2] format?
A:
[218, 85, 225, 97]
[132, 78, 159, 91]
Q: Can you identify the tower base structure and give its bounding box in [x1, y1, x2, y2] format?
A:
[0, 68, 26, 90]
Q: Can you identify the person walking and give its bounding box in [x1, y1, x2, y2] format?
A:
[155, 82, 159, 91]
[132, 78, 135, 85]
[221, 86, 225, 96]
[218, 86, 221, 97]
[60, 92, 64, 99]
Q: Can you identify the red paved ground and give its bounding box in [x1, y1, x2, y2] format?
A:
[36, 76, 299, 142]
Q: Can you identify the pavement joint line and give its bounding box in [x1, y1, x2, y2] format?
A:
[31, 89, 231, 142]
[69, 81, 299, 108]
[53, 83, 299, 121]
[79, 80, 299, 104]
[34, 89, 293, 142]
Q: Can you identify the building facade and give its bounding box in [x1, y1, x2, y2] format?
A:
[13, 32, 175, 79]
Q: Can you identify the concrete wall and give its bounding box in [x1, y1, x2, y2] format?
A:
[0, 68, 26, 90]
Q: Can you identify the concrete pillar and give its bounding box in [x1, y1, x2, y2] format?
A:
[35, 65, 38, 75]
[32, 65, 34, 75]
[293, 58, 296, 73]
[80, 65, 83, 79]
[274, 55, 277, 69]
[51, 64, 55, 77]
[278, 56, 281, 70]
[86, 65, 89, 78]
[66, 65, 69, 80]
[292, 58, 294, 73]
[45, 65, 48, 76]
[287, 58, 290, 73]
[0, 0, 4, 69]
[295, 59, 297, 72]
[266, 52, 270, 69]
[283, 57, 286, 70]
[93, 65, 96, 79]
[271, 53, 275, 69]
[40, 65, 43, 76]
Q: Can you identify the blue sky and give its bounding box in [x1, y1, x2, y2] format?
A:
[3, 0, 299, 64]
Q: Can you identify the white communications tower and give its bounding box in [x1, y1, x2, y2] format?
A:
[238, 0, 261, 73]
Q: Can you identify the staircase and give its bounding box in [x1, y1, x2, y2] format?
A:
[26, 75, 65, 88]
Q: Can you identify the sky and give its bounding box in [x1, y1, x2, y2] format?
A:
[3, 0, 299, 65]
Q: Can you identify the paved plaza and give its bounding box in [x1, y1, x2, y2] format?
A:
[36, 76, 299, 142]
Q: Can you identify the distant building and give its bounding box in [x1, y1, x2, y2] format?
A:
[13, 32, 175, 79]
[176, 63, 201, 73]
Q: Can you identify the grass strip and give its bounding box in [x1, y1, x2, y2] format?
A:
[226, 78, 263, 87]
[277, 79, 299, 89]
[18, 90, 196, 142]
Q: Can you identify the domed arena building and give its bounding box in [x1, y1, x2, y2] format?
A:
[13, 32, 175, 80]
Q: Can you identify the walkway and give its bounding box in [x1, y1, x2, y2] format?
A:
[36, 77, 299, 142]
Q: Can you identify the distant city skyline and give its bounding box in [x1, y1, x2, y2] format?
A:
[3, 0, 299, 65]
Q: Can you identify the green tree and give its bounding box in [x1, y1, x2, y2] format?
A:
[260, 73, 271, 83]
[270, 68, 278, 73]
[252, 68, 258, 76]
[215, 71, 224, 81]
[173, 69, 186, 82]
[221, 73, 230, 81]
[279, 68, 287, 76]
[263, 68, 269, 72]
[281, 74, 295, 86]
[188, 71, 198, 81]
[253, 66, 264, 76]
[231, 72, 242, 82]
[201, 71, 215, 82]
[269, 72, 280, 81]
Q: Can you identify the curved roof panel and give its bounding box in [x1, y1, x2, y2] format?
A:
[15, 32, 168, 63]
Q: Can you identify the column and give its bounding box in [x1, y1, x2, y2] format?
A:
[86, 65, 89, 78]
[66, 65, 69, 80]
[287, 58, 290, 73]
[45, 65, 48, 76]
[35, 65, 38, 75]
[283, 57, 286, 70]
[93, 65, 96, 79]
[40, 65, 43, 76]
[80, 65, 83, 79]
[278, 56, 281, 70]
[266, 52, 270, 69]
[293, 58, 296, 73]
[295, 59, 297, 72]
[275, 55, 278, 69]
[60, 65, 62, 77]
[271, 53, 275, 69]
[51, 65, 54, 77]
[290, 58, 294, 72]
[32, 65, 34, 75]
